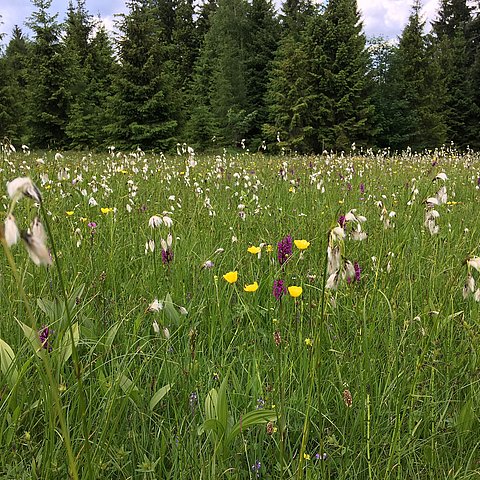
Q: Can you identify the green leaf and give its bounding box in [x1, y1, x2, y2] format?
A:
[0, 338, 18, 388]
[103, 321, 121, 353]
[57, 323, 80, 366]
[149, 383, 172, 411]
[227, 409, 277, 446]
[16, 320, 42, 355]
[118, 373, 143, 408]
[163, 293, 181, 325]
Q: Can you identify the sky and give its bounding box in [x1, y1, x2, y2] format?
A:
[0, 0, 440, 42]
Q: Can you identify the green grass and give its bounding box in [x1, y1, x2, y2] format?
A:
[0, 147, 480, 479]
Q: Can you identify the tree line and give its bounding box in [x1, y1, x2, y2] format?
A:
[1, 0, 480, 153]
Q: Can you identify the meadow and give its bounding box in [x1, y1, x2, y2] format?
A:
[0, 145, 480, 479]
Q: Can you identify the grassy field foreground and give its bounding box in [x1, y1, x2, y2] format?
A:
[0, 147, 480, 479]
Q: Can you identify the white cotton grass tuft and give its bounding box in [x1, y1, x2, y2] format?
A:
[149, 215, 163, 228]
[467, 257, 480, 272]
[4, 214, 20, 246]
[7, 177, 42, 205]
[435, 172, 448, 182]
[148, 298, 163, 312]
[21, 218, 52, 266]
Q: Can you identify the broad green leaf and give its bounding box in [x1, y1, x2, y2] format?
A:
[103, 321, 121, 352]
[163, 293, 181, 325]
[118, 373, 142, 408]
[57, 323, 79, 366]
[227, 409, 277, 445]
[16, 320, 42, 355]
[149, 383, 172, 411]
[0, 338, 18, 388]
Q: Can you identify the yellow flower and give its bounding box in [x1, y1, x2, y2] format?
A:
[289, 186, 296, 193]
[223, 271, 238, 284]
[305, 338, 313, 347]
[288, 286, 302, 298]
[101, 207, 113, 214]
[294, 239, 310, 250]
[45, 185, 51, 190]
[266, 244, 273, 253]
[247, 246, 261, 255]
[304, 453, 311, 460]
[80, 217, 88, 222]
[66, 211, 74, 216]
[244, 281, 259, 292]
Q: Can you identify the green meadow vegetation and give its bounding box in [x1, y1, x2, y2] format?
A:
[1, 146, 480, 479]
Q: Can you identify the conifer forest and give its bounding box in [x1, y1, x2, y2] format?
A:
[2, 0, 480, 153]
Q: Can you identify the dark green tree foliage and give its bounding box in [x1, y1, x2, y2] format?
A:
[187, 0, 251, 147]
[463, 5, 480, 148]
[27, 0, 69, 148]
[106, 0, 179, 150]
[263, 0, 314, 151]
[66, 22, 116, 148]
[316, 0, 375, 150]
[264, 34, 312, 151]
[432, 0, 473, 147]
[0, 26, 31, 143]
[368, 36, 396, 147]
[245, 0, 280, 143]
[386, 1, 447, 150]
[196, 0, 218, 42]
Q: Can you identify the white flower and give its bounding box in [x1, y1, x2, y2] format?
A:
[326, 271, 339, 290]
[435, 172, 448, 181]
[7, 177, 42, 204]
[162, 215, 173, 228]
[202, 260, 214, 269]
[55, 153, 64, 161]
[330, 226, 345, 242]
[467, 257, 480, 272]
[148, 298, 163, 312]
[327, 246, 341, 276]
[149, 215, 162, 228]
[21, 218, 52, 266]
[4, 214, 20, 246]
[88, 197, 98, 207]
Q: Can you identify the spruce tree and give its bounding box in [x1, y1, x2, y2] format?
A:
[105, 0, 179, 150]
[0, 26, 31, 144]
[27, 0, 69, 148]
[386, 1, 447, 150]
[432, 0, 473, 146]
[314, 0, 374, 150]
[245, 0, 280, 145]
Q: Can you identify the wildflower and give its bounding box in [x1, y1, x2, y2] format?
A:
[21, 218, 51, 266]
[100, 207, 113, 214]
[244, 281, 259, 292]
[4, 214, 20, 246]
[266, 244, 273, 253]
[354, 261, 361, 282]
[149, 215, 162, 228]
[343, 389, 353, 407]
[277, 235, 292, 265]
[305, 338, 313, 347]
[189, 391, 198, 413]
[7, 177, 42, 204]
[273, 330, 282, 346]
[148, 298, 163, 312]
[273, 279, 287, 300]
[66, 211, 74, 216]
[330, 226, 345, 241]
[162, 216, 173, 228]
[344, 260, 356, 283]
[88, 222, 97, 229]
[288, 285, 302, 298]
[223, 271, 238, 284]
[360, 183, 365, 194]
[304, 453, 311, 460]
[294, 239, 310, 250]
[161, 234, 174, 265]
[256, 398, 265, 409]
[201, 260, 214, 269]
[435, 172, 448, 181]
[152, 320, 160, 334]
[39, 325, 53, 351]
[247, 245, 261, 255]
[251, 460, 261, 477]
[179, 306, 188, 315]
[468, 257, 480, 272]
[338, 215, 346, 228]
